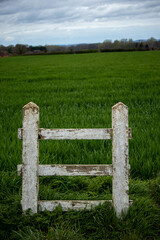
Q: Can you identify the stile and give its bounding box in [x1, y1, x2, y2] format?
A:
[18, 101, 132, 218]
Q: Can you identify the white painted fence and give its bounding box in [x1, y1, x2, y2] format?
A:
[17, 102, 132, 217]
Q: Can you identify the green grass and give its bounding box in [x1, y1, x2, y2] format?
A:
[0, 51, 160, 239]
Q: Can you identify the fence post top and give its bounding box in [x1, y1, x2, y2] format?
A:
[23, 102, 39, 111]
[112, 102, 128, 110]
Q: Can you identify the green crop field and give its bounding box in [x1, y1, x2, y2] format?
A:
[0, 51, 160, 239]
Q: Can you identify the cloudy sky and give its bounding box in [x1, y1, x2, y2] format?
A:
[0, 0, 160, 46]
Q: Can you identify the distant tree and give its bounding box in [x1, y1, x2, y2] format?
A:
[88, 43, 98, 50]
[102, 39, 112, 49]
[145, 43, 149, 50]
[146, 37, 157, 50]
[113, 40, 120, 49]
[74, 44, 88, 51]
[7, 45, 14, 54]
[119, 39, 128, 49]
[45, 45, 66, 53]
[29, 45, 46, 52]
[157, 40, 160, 49]
[14, 44, 28, 55]
[139, 42, 143, 49]
[128, 39, 134, 49]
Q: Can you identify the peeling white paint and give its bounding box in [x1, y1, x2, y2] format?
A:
[18, 101, 132, 218]
[21, 102, 39, 214]
[18, 164, 113, 176]
[18, 128, 132, 140]
[39, 128, 112, 140]
[38, 200, 111, 211]
[38, 200, 133, 212]
[112, 102, 130, 217]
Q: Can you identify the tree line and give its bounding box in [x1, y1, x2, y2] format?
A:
[0, 38, 160, 56]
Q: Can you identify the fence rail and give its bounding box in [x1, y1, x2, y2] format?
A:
[37, 200, 133, 212]
[18, 164, 113, 176]
[17, 101, 132, 218]
[18, 128, 132, 140]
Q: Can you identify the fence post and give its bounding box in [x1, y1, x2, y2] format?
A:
[22, 102, 39, 213]
[112, 102, 129, 217]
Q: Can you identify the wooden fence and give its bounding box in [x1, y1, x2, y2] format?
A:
[17, 102, 132, 217]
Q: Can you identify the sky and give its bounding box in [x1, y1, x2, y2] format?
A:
[0, 0, 160, 46]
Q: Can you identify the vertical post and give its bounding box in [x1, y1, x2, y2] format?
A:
[112, 102, 129, 218]
[22, 102, 39, 213]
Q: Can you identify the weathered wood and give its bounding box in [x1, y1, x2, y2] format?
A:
[38, 200, 133, 212]
[18, 128, 23, 139]
[22, 102, 39, 214]
[112, 102, 130, 217]
[18, 128, 132, 140]
[38, 200, 110, 211]
[128, 128, 132, 139]
[18, 164, 113, 176]
[41, 128, 112, 140]
[18, 101, 132, 218]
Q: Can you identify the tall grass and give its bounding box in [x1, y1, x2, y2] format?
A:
[0, 51, 160, 239]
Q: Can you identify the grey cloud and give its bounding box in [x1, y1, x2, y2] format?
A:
[0, 0, 10, 2]
[0, 0, 160, 32]
[1, 2, 158, 24]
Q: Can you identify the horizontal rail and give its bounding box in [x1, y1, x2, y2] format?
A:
[38, 200, 133, 211]
[39, 128, 112, 140]
[18, 128, 112, 140]
[17, 164, 113, 176]
[38, 200, 110, 211]
[18, 128, 132, 140]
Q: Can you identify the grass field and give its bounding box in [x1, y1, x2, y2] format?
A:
[0, 51, 160, 239]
